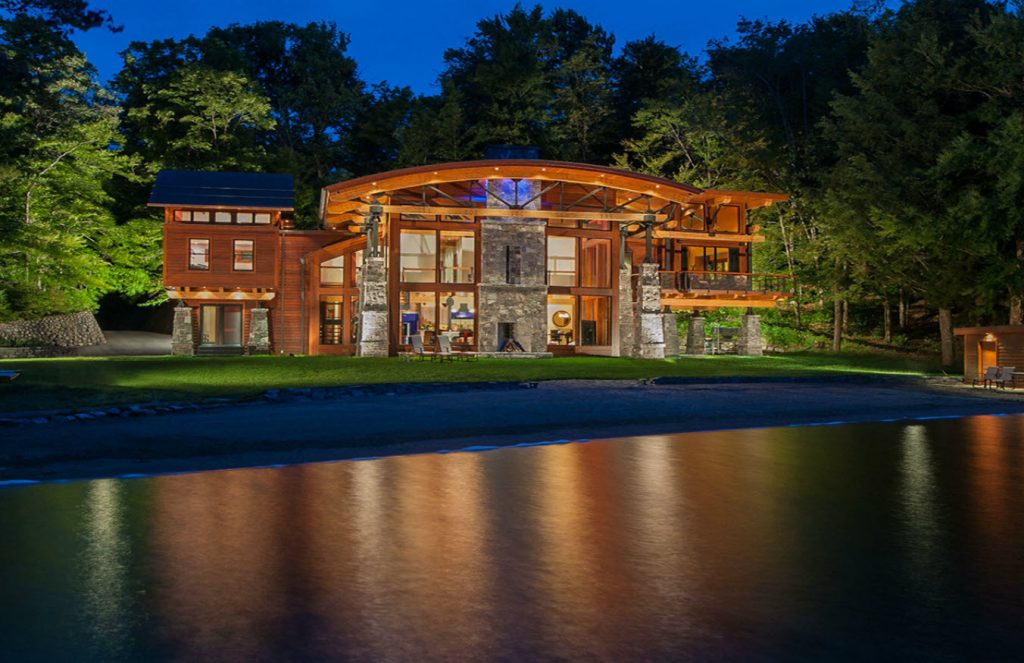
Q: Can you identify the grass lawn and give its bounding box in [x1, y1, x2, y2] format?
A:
[0, 351, 946, 414]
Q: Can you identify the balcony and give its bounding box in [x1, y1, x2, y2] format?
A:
[656, 270, 794, 308]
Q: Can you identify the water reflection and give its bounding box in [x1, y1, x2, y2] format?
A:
[2, 415, 1024, 660]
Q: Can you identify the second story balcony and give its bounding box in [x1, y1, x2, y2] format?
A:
[655, 270, 794, 308]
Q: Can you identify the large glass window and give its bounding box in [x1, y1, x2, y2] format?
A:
[547, 294, 576, 346]
[440, 231, 475, 283]
[715, 205, 741, 233]
[579, 238, 611, 288]
[199, 305, 242, 347]
[189, 239, 210, 270]
[547, 236, 576, 286]
[440, 291, 475, 346]
[320, 255, 345, 285]
[400, 230, 437, 283]
[233, 239, 254, 271]
[400, 291, 437, 345]
[580, 296, 612, 346]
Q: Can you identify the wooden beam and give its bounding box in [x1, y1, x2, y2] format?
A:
[325, 203, 662, 223]
[652, 229, 765, 243]
[660, 296, 783, 309]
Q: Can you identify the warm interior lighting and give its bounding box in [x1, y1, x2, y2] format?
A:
[983, 333, 996, 342]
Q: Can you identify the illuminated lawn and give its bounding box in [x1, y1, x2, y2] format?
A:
[0, 352, 945, 414]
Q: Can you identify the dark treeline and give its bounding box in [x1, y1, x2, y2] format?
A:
[2, 0, 1023, 364]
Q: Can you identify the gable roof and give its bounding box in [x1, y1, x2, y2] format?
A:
[149, 170, 294, 210]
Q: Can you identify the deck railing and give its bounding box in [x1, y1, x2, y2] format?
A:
[658, 270, 795, 295]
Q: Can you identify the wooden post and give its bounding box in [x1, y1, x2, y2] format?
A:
[832, 286, 843, 353]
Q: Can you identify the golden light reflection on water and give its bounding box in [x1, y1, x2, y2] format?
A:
[13, 414, 1017, 660]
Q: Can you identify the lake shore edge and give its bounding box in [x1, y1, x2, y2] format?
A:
[2, 378, 1023, 484]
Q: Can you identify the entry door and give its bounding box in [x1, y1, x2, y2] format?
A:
[979, 340, 997, 377]
[200, 305, 243, 347]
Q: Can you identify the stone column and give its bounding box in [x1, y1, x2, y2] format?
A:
[171, 305, 194, 356]
[736, 312, 764, 356]
[247, 307, 271, 354]
[358, 255, 389, 357]
[686, 312, 706, 355]
[617, 265, 636, 357]
[638, 262, 665, 359]
[662, 306, 680, 356]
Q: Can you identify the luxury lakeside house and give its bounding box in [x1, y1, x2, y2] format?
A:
[152, 149, 791, 358]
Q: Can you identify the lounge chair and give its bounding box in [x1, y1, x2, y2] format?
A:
[972, 366, 999, 388]
[992, 366, 1016, 389]
[409, 335, 436, 361]
[0, 370, 20, 381]
[438, 334, 478, 362]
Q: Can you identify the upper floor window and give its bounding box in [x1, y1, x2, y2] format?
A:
[189, 239, 210, 271]
[320, 255, 345, 285]
[174, 209, 273, 224]
[233, 239, 254, 271]
[440, 231, 474, 283]
[400, 230, 437, 283]
[579, 238, 611, 288]
[547, 236, 576, 287]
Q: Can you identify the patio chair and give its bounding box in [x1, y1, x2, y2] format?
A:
[409, 334, 436, 361]
[435, 335, 457, 362]
[0, 370, 20, 381]
[972, 366, 999, 388]
[439, 334, 479, 361]
[992, 366, 1016, 389]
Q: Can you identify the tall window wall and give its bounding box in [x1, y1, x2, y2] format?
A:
[394, 221, 479, 349]
[315, 246, 364, 352]
[546, 228, 615, 351]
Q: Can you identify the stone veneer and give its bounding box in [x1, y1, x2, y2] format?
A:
[617, 265, 637, 357]
[663, 309, 680, 356]
[637, 262, 665, 359]
[170, 306, 194, 355]
[246, 308, 271, 354]
[358, 255, 389, 357]
[736, 313, 764, 356]
[477, 218, 549, 354]
[686, 313, 706, 355]
[0, 311, 105, 348]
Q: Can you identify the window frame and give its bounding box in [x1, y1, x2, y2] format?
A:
[188, 238, 211, 271]
[232, 239, 255, 272]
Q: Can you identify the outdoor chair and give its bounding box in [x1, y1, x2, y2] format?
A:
[992, 366, 1017, 389]
[972, 366, 999, 388]
[439, 334, 479, 362]
[435, 335, 457, 362]
[0, 370, 20, 381]
[409, 335, 437, 361]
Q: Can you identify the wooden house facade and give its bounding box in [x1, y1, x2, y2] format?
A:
[954, 326, 1024, 383]
[153, 157, 791, 357]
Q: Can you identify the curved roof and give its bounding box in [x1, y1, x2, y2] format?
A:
[323, 159, 703, 203]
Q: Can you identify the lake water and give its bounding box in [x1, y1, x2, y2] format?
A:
[2, 415, 1023, 661]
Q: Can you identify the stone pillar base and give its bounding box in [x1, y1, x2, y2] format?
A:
[171, 306, 194, 356]
[359, 256, 389, 357]
[737, 314, 763, 356]
[686, 315, 706, 355]
[638, 262, 665, 359]
[617, 265, 636, 357]
[662, 309, 680, 356]
[247, 307, 271, 354]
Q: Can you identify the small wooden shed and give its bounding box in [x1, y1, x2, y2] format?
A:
[954, 325, 1024, 382]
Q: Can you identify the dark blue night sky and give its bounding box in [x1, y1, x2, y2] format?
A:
[74, 0, 882, 92]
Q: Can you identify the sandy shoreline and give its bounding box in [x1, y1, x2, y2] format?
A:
[2, 379, 1022, 483]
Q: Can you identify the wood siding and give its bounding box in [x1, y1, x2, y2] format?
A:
[273, 232, 339, 355]
[164, 223, 279, 290]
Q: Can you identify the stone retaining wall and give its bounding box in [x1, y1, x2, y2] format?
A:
[0, 311, 105, 348]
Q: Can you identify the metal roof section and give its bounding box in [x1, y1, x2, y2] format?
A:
[149, 170, 295, 210]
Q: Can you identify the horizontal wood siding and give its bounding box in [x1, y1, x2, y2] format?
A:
[962, 334, 979, 380]
[998, 335, 1024, 372]
[164, 223, 279, 289]
[274, 233, 339, 354]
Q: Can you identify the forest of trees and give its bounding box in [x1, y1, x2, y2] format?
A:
[2, 0, 1023, 365]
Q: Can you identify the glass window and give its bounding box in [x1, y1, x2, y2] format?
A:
[320, 297, 344, 345]
[200, 305, 242, 346]
[349, 294, 359, 345]
[715, 205, 741, 233]
[547, 294, 576, 346]
[173, 210, 187, 222]
[189, 239, 210, 270]
[400, 290, 437, 345]
[254, 213, 272, 224]
[233, 239, 254, 271]
[580, 295, 611, 346]
[320, 255, 345, 285]
[215, 211, 232, 223]
[547, 236, 576, 287]
[400, 230, 437, 283]
[579, 238, 611, 288]
[237, 212, 254, 224]
[192, 211, 210, 223]
[440, 231, 475, 283]
[440, 292, 475, 346]
[353, 250, 364, 284]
